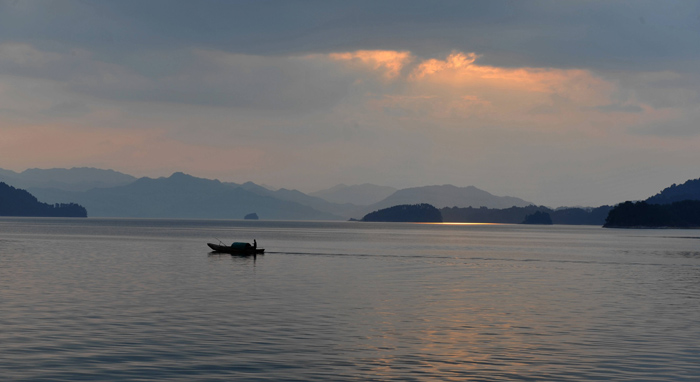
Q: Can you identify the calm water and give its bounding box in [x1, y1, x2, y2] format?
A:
[1, 218, 699, 381]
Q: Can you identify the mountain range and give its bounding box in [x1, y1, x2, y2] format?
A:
[236, 181, 359, 218]
[309, 184, 397, 205]
[27, 172, 340, 220]
[4, 167, 700, 222]
[2, 167, 535, 220]
[4, 167, 700, 224]
[361, 184, 531, 214]
[0, 167, 136, 191]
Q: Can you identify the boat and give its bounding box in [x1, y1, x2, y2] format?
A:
[207, 242, 265, 255]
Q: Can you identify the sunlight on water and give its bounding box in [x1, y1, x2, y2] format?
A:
[1, 218, 699, 381]
[419, 222, 506, 225]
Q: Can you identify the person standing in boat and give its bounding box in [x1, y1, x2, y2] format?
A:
[253, 239, 257, 249]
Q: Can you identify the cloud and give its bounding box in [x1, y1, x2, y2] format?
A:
[325, 50, 650, 135]
[2, 2, 700, 209]
[2, 1, 699, 72]
[328, 50, 413, 79]
[0, 43, 356, 113]
[595, 103, 644, 114]
[410, 52, 480, 79]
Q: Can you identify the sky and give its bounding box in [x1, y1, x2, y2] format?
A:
[1, 0, 699, 207]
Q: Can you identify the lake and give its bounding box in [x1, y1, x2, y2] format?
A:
[1, 218, 699, 381]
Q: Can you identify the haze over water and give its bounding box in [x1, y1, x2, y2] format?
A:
[1, 218, 699, 381]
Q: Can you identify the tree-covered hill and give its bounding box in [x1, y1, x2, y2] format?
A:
[361, 204, 443, 222]
[604, 200, 700, 228]
[647, 178, 700, 205]
[0, 182, 87, 217]
[440, 205, 611, 225]
[522, 211, 553, 225]
[360, 185, 531, 218]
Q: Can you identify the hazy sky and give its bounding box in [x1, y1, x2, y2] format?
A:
[1, 0, 699, 206]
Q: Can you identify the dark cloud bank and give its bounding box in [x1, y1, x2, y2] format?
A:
[2, 0, 698, 71]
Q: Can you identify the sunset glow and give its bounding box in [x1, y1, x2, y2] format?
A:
[3, 4, 700, 381]
[0, 1, 698, 207]
[328, 50, 413, 79]
[419, 222, 508, 226]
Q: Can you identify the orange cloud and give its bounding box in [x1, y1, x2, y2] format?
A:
[408, 51, 613, 100]
[326, 50, 667, 134]
[411, 52, 480, 78]
[328, 50, 413, 79]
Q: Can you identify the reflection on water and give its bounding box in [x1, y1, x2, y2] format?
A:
[1, 218, 699, 381]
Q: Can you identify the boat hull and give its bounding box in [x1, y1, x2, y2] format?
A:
[207, 243, 264, 255]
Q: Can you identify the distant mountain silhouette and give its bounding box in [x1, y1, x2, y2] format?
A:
[0, 167, 136, 192]
[238, 181, 361, 218]
[0, 182, 86, 217]
[361, 204, 442, 222]
[29, 172, 341, 220]
[0, 168, 16, 178]
[646, 178, 700, 205]
[237, 181, 271, 194]
[357, 185, 531, 218]
[9, 167, 556, 221]
[310, 183, 397, 206]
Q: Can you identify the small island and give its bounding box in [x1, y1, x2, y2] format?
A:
[0, 182, 87, 217]
[361, 203, 442, 223]
[244, 212, 259, 220]
[521, 211, 553, 225]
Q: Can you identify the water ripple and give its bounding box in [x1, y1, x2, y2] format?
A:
[1, 219, 699, 381]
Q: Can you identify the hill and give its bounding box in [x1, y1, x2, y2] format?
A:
[28, 172, 341, 220]
[602, 176, 700, 228]
[646, 178, 700, 205]
[441, 205, 611, 225]
[361, 204, 442, 222]
[357, 185, 531, 218]
[0, 182, 87, 217]
[239, 182, 361, 218]
[310, 184, 397, 205]
[522, 211, 553, 225]
[0, 167, 136, 192]
[604, 200, 700, 228]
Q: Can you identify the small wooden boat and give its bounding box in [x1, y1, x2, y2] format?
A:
[207, 242, 264, 255]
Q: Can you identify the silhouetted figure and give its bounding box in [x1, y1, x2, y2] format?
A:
[253, 239, 257, 249]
